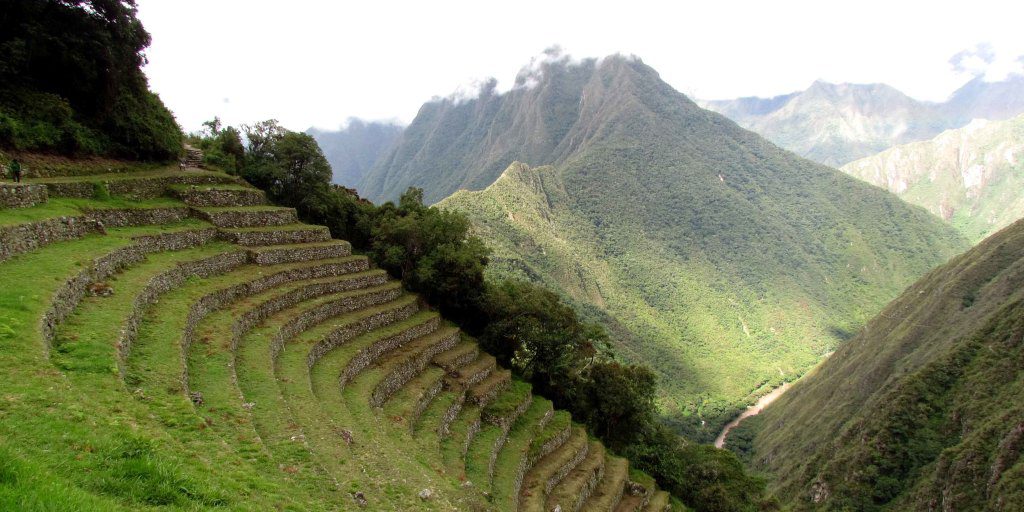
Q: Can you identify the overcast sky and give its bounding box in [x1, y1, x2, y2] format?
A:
[136, 0, 1024, 133]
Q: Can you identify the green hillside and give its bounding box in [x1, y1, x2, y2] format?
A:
[0, 160, 677, 511]
[417, 55, 968, 440]
[749, 218, 1024, 511]
[841, 114, 1024, 242]
[307, 120, 403, 188]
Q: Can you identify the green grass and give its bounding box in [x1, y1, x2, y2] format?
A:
[27, 167, 229, 183]
[491, 397, 553, 510]
[583, 456, 629, 511]
[546, 440, 605, 512]
[520, 425, 587, 511]
[167, 183, 256, 192]
[0, 197, 185, 226]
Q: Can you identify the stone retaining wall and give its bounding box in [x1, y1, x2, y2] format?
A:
[39, 228, 219, 355]
[0, 183, 48, 208]
[249, 241, 352, 265]
[571, 458, 606, 512]
[437, 390, 467, 438]
[115, 251, 249, 377]
[369, 329, 459, 407]
[220, 226, 331, 246]
[485, 395, 534, 481]
[177, 259, 377, 395]
[45, 174, 242, 199]
[529, 421, 573, 469]
[306, 301, 419, 369]
[409, 377, 445, 429]
[337, 316, 440, 389]
[546, 437, 589, 495]
[173, 187, 266, 207]
[192, 207, 297, 228]
[265, 280, 398, 364]
[510, 408, 555, 508]
[470, 373, 510, 406]
[1, 207, 195, 263]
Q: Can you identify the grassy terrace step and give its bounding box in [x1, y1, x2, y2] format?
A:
[334, 311, 441, 391]
[521, 423, 586, 510]
[490, 397, 555, 510]
[360, 325, 461, 408]
[433, 340, 479, 371]
[413, 387, 465, 438]
[0, 221, 335, 510]
[193, 205, 298, 228]
[219, 223, 332, 246]
[29, 169, 242, 199]
[468, 367, 512, 406]
[186, 257, 380, 431]
[169, 184, 267, 207]
[464, 381, 533, 496]
[547, 441, 606, 512]
[247, 239, 352, 265]
[0, 197, 185, 226]
[584, 456, 629, 512]
[232, 282, 406, 490]
[643, 490, 671, 512]
[446, 352, 496, 388]
[126, 257, 383, 499]
[385, 365, 447, 430]
[300, 302, 482, 510]
[440, 403, 482, 479]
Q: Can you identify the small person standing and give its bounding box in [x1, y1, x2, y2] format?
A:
[8, 159, 22, 183]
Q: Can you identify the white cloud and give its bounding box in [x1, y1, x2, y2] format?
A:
[135, 0, 1024, 132]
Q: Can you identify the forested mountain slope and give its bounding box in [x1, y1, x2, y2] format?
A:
[430, 54, 969, 440]
[750, 218, 1024, 511]
[842, 114, 1024, 242]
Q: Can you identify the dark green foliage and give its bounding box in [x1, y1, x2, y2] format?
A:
[187, 118, 245, 173]
[0, 0, 181, 159]
[370, 188, 490, 322]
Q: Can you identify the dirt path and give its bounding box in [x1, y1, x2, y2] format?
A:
[714, 382, 791, 449]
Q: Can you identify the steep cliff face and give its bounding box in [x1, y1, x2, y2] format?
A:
[704, 75, 1024, 167]
[307, 120, 403, 188]
[842, 114, 1024, 241]
[751, 218, 1024, 511]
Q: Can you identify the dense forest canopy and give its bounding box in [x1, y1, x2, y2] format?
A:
[0, 0, 181, 159]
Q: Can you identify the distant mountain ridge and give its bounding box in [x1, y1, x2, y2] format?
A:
[307, 119, 403, 187]
[419, 53, 967, 440]
[703, 74, 1024, 166]
[842, 113, 1024, 242]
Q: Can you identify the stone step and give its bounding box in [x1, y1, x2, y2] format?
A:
[583, 456, 630, 512]
[247, 240, 353, 265]
[37, 170, 241, 199]
[464, 382, 533, 493]
[366, 326, 461, 407]
[170, 184, 267, 207]
[433, 340, 479, 371]
[490, 398, 555, 511]
[219, 224, 331, 246]
[336, 312, 441, 392]
[383, 365, 446, 431]
[193, 206, 298, 228]
[547, 441, 607, 512]
[445, 353, 495, 389]
[468, 368, 511, 407]
[521, 425, 589, 511]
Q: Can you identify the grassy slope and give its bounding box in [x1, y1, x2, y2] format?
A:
[841, 114, 1024, 243]
[750, 218, 1024, 510]
[441, 155, 966, 441]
